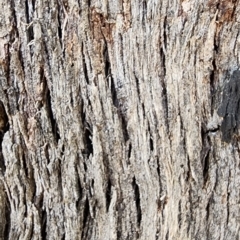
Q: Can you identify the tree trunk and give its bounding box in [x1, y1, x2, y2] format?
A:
[0, 0, 240, 239]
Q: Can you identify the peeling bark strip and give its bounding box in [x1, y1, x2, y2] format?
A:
[1, 0, 240, 239]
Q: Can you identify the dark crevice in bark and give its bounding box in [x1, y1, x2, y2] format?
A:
[3, 196, 10, 240]
[187, 186, 193, 237]
[149, 137, 153, 151]
[186, 156, 190, 182]
[89, 179, 94, 197]
[156, 156, 161, 181]
[210, 58, 217, 115]
[0, 101, 9, 174]
[77, 172, 83, 202]
[132, 177, 142, 227]
[226, 174, 230, 225]
[57, 2, 63, 47]
[163, 16, 168, 52]
[80, 101, 86, 125]
[118, 33, 125, 75]
[82, 197, 91, 238]
[103, 41, 111, 79]
[206, 199, 210, 221]
[84, 128, 93, 158]
[148, 122, 153, 151]
[178, 200, 182, 228]
[160, 47, 166, 77]
[32, 0, 35, 11]
[201, 126, 211, 183]
[41, 210, 47, 239]
[10, 0, 19, 38]
[134, 73, 141, 100]
[161, 80, 168, 131]
[35, 192, 44, 214]
[165, 230, 169, 240]
[22, 150, 28, 178]
[25, 0, 34, 55]
[142, 0, 147, 23]
[46, 88, 60, 143]
[110, 77, 118, 107]
[203, 149, 210, 183]
[128, 142, 132, 159]
[106, 178, 112, 211]
[82, 42, 90, 84]
[88, 0, 91, 7]
[121, 115, 129, 142]
[142, 103, 145, 118]
[17, 48, 26, 90]
[83, 161, 87, 171]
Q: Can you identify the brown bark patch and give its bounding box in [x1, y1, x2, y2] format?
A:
[90, 8, 115, 43]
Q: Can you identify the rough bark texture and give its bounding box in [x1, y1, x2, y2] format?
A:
[0, 0, 240, 239]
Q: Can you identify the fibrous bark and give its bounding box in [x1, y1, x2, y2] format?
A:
[0, 0, 240, 239]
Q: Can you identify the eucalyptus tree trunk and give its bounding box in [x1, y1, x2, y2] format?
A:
[0, 0, 240, 239]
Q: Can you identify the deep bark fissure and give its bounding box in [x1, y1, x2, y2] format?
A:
[132, 177, 142, 227]
[134, 73, 141, 100]
[121, 115, 129, 142]
[201, 126, 211, 183]
[163, 16, 168, 53]
[81, 197, 91, 239]
[41, 209, 47, 239]
[160, 46, 166, 77]
[9, 0, 19, 38]
[105, 178, 112, 211]
[25, 0, 34, 44]
[178, 200, 182, 228]
[82, 42, 90, 84]
[21, 149, 28, 178]
[57, 1, 63, 47]
[110, 76, 118, 107]
[0, 102, 9, 167]
[3, 196, 10, 240]
[84, 128, 93, 158]
[103, 41, 111, 79]
[128, 142, 132, 159]
[46, 87, 60, 144]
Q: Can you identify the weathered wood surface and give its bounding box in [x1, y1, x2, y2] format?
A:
[0, 0, 240, 239]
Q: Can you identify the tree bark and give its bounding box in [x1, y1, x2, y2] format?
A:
[0, 0, 240, 239]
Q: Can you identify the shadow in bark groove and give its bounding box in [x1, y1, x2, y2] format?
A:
[201, 126, 211, 183]
[81, 197, 91, 239]
[134, 73, 141, 100]
[103, 41, 110, 79]
[110, 77, 118, 107]
[128, 142, 132, 159]
[0, 101, 9, 173]
[3, 195, 10, 240]
[45, 87, 60, 143]
[25, 0, 34, 42]
[106, 178, 112, 211]
[132, 177, 142, 227]
[83, 128, 93, 158]
[82, 43, 90, 84]
[41, 210, 47, 239]
[178, 200, 182, 228]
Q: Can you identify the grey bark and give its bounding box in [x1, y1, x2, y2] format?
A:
[0, 0, 240, 239]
